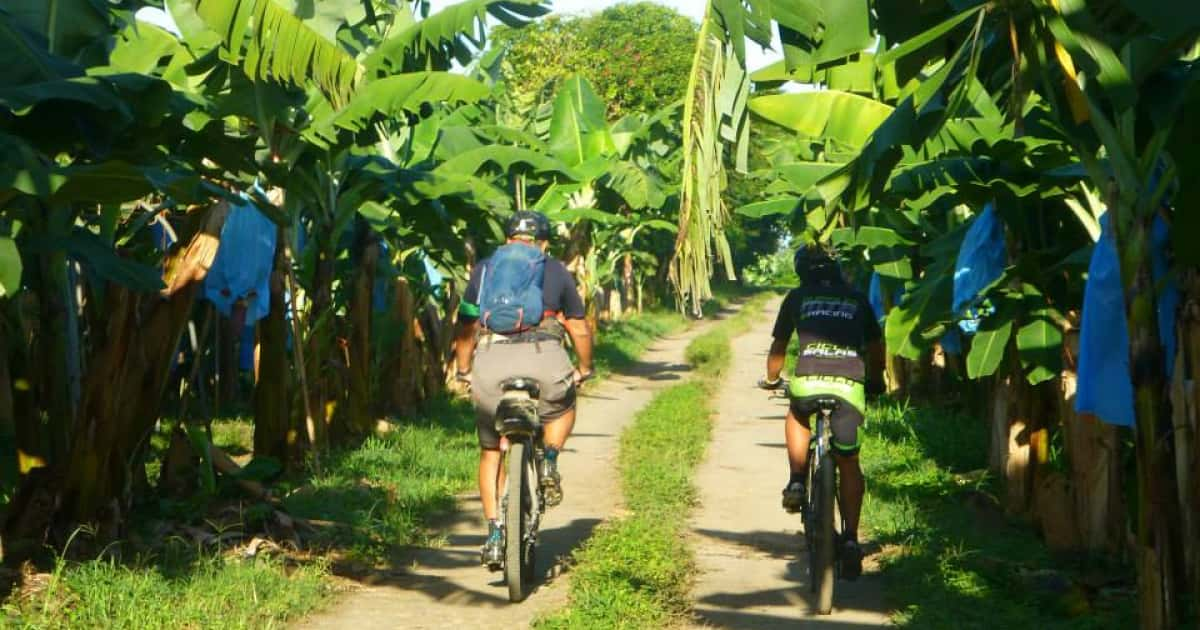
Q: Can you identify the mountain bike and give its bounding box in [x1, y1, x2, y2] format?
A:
[493, 376, 547, 603]
[759, 379, 842, 615]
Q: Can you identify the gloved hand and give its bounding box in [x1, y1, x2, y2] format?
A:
[757, 376, 785, 390]
[573, 368, 594, 386]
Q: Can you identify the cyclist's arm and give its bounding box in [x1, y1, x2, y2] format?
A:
[765, 292, 797, 383]
[865, 339, 885, 393]
[766, 336, 789, 382]
[564, 318, 594, 375]
[454, 317, 479, 374]
[454, 265, 485, 375]
[555, 261, 593, 376]
[859, 292, 885, 394]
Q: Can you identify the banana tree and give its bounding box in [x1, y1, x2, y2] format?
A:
[173, 0, 550, 448]
[672, 0, 877, 313]
[0, 0, 253, 539]
[1, 0, 552, 543]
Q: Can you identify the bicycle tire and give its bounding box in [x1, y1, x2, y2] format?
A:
[805, 455, 817, 589]
[504, 441, 532, 602]
[814, 453, 836, 614]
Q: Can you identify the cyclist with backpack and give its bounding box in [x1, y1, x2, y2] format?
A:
[453, 211, 595, 567]
[758, 245, 885, 579]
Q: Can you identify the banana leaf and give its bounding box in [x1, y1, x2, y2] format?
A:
[0, 237, 20, 298]
[549, 75, 616, 169]
[750, 91, 893, 149]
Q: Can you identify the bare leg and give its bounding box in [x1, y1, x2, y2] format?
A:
[785, 407, 812, 474]
[835, 453, 864, 541]
[541, 407, 576, 451]
[479, 447, 501, 521]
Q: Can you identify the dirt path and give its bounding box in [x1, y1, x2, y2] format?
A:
[297, 317, 722, 630]
[689, 298, 891, 628]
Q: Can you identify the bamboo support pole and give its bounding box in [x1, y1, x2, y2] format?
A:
[282, 242, 320, 472]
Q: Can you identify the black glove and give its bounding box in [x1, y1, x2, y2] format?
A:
[757, 377, 785, 390]
[573, 368, 594, 386]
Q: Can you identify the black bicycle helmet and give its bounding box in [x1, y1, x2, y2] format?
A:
[793, 244, 842, 286]
[505, 210, 552, 241]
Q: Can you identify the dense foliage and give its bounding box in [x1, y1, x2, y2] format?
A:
[702, 1, 1200, 626]
[0, 0, 701, 560]
[491, 2, 697, 120]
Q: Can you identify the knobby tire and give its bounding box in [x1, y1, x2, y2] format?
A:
[814, 452, 836, 614]
[504, 441, 533, 602]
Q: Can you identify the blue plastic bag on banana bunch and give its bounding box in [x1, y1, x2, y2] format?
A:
[952, 202, 1005, 335]
[1075, 212, 1178, 426]
[202, 192, 278, 323]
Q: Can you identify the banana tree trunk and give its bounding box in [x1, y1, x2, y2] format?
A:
[1169, 323, 1195, 598]
[0, 329, 16, 493]
[1116, 214, 1180, 629]
[440, 280, 461, 388]
[1061, 349, 1124, 550]
[622, 253, 634, 315]
[389, 277, 422, 417]
[880, 291, 905, 393]
[252, 227, 297, 467]
[1190, 296, 1200, 615]
[988, 373, 1011, 475]
[36, 221, 73, 467]
[338, 233, 377, 439]
[419, 302, 445, 403]
[1172, 271, 1199, 603]
[302, 235, 335, 450]
[4, 204, 230, 544]
[10, 293, 45, 479]
[218, 303, 247, 411]
[1004, 371, 1033, 514]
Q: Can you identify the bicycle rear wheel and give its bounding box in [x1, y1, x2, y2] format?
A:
[812, 453, 835, 614]
[504, 441, 535, 602]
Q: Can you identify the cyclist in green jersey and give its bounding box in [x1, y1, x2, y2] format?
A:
[759, 246, 885, 579]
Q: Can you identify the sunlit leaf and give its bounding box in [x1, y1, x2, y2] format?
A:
[966, 317, 1012, 379]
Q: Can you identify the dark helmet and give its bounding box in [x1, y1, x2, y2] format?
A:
[793, 244, 842, 285]
[505, 210, 552, 241]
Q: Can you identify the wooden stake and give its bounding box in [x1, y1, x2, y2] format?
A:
[282, 241, 320, 472]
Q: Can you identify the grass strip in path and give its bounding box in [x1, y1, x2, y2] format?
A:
[861, 400, 1136, 629]
[537, 293, 774, 629]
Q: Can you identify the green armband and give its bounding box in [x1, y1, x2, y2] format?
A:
[459, 302, 481, 318]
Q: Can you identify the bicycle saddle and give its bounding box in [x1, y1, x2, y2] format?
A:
[499, 377, 541, 399]
[814, 397, 841, 412]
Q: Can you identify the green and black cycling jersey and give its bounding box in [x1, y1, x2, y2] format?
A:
[771, 284, 882, 384]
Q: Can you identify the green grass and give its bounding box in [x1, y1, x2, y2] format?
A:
[282, 396, 478, 566]
[0, 398, 478, 629]
[593, 310, 688, 378]
[2, 545, 329, 629]
[861, 399, 1137, 629]
[684, 292, 775, 379]
[538, 292, 772, 629]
